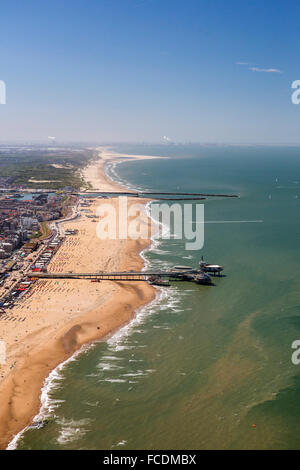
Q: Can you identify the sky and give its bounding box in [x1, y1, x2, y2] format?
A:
[0, 0, 300, 144]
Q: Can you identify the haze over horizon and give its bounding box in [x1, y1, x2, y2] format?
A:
[0, 0, 300, 144]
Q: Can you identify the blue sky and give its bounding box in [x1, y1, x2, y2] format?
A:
[0, 0, 299, 144]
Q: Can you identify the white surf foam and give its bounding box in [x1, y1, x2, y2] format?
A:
[7, 153, 182, 450]
[56, 418, 90, 446]
[6, 343, 94, 450]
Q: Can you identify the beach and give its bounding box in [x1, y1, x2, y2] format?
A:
[83, 146, 162, 191]
[0, 148, 159, 449]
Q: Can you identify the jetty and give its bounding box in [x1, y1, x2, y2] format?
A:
[79, 191, 238, 200]
[29, 259, 224, 286]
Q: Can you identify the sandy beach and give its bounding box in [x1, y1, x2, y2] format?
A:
[0, 148, 159, 449]
[83, 146, 162, 192]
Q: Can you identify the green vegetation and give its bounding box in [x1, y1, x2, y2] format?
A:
[40, 221, 51, 239]
[0, 147, 97, 190]
[30, 230, 42, 239]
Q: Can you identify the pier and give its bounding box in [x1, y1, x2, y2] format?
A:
[30, 270, 182, 281]
[29, 261, 224, 285]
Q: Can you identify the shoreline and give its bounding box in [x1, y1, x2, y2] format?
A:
[0, 147, 161, 450]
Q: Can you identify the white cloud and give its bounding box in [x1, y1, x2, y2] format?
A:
[249, 67, 282, 73]
[236, 61, 250, 65]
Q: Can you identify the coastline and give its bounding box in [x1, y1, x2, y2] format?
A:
[0, 147, 160, 450]
[83, 146, 163, 192]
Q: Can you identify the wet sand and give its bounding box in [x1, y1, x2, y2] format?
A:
[0, 148, 158, 449]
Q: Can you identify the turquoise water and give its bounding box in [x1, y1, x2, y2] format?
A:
[14, 145, 300, 449]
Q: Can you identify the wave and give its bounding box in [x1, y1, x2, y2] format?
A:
[56, 418, 91, 446]
[6, 343, 95, 450]
[7, 152, 182, 450]
[105, 160, 145, 192]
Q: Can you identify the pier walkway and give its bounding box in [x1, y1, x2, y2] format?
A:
[29, 270, 192, 281]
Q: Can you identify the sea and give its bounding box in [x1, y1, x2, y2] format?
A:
[8, 144, 300, 450]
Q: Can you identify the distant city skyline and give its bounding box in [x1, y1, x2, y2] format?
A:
[0, 0, 300, 144]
